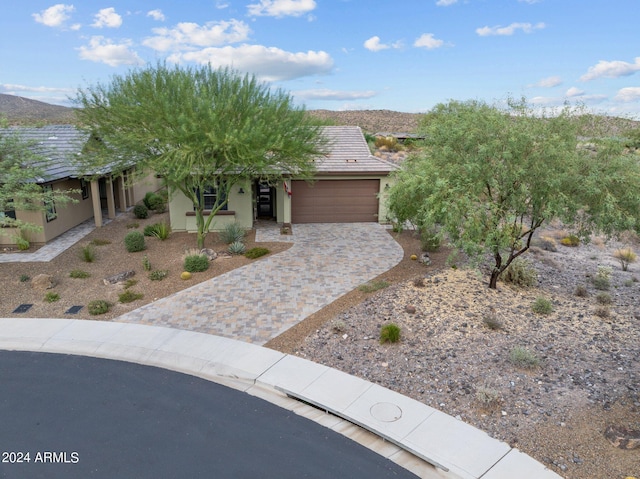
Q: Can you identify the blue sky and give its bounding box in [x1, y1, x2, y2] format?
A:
[1, 1, 639, 117]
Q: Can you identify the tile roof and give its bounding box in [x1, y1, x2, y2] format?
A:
[316, 126, 398, 174]
[1, 125, 88, 183]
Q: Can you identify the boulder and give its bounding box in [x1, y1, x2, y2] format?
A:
[420, 253, 431, 265]
[200, 248, 217, 261]
[604, 425, 640, 449]
[103, 270, 136, 285]
[32, 274, 56, 290]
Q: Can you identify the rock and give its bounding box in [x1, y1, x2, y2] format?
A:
[420, 253, 431, 265]
[604, 424, 640, 449]
[103, 270, 135, 285]
[31, 274, 56, 290]
[405, 305, 416, 314]
[200, 248, 217, 261]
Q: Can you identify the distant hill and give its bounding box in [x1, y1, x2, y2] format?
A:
[0, 94, 76, 125]
[308, 109, 422, 134]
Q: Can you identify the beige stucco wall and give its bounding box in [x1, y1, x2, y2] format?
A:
[1, 179, 93, 246]
[130, 169, 164, 205]
[169, 178, 253, 233]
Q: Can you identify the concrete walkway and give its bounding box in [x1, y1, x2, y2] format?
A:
[117, 223, 404, 344]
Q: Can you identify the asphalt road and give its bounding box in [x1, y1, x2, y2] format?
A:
[0, 351, 418, 479]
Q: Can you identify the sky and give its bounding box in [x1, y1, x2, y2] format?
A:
[1, 1, 639, 118]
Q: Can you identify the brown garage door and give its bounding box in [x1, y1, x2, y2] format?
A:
[291, 179, 380, 223]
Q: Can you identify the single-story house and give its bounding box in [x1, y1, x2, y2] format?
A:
[168, 126, 399, 233]
[0, 125, 160, 247]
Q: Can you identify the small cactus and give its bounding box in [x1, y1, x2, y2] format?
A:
[180, 271, 192, 280]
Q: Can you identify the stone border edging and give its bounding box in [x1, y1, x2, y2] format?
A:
[0, 318, 562, 479]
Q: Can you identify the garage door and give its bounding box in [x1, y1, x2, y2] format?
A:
[291, 180, 380, 223]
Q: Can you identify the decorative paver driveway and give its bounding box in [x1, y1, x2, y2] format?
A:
[118, 223, 404, 344]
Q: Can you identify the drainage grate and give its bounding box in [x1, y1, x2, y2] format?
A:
[12, 304, 33, 314]
[65, 305, 83, 314]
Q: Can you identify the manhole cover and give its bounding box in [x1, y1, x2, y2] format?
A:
[370, 402, 402, 422]
[12, 304, 33, 314]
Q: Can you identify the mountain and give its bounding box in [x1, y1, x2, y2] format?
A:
[0, 94, 76, 125]
[307, 109, 422, 134]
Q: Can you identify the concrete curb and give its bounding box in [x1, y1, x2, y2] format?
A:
[0, 318, 562, 479]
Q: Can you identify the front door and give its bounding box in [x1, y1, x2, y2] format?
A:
[256, 182, 275, 218]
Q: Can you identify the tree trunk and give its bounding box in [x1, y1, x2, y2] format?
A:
[196, 209, 205, 249]
[489, 270, 500, 289]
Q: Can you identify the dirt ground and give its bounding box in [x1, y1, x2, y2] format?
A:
[1, 214, 639, 479]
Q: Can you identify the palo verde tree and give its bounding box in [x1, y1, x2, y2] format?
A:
[387, 98, 640, 289]
[74, 63, 327, 248]
[0, 123, 77, 238]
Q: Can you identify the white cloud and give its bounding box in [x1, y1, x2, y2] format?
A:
[519, 0, 542, 3]
[77, 36, 143, 67]
[0, 83, 73, 94]
[293, 89, 377, 101]
[143, 20, 251, 51]
[530, 76, 562, 88]
[364, 36, 390, 52]
[580, 57, 640, 81]
[565, 87, 584, 97]
[247, 0, 316, 18]
[436, 0, 457, 5]
[615, 87, 640, 103]
[169, 44, 333, 82]
[91, 7, 123, 29]
[216, 1, 230, 8]
[476, 22, 545, 37]
[147, 9, 166, 22]
[32, 4, 75, 28]
[414, 33, 445, 50]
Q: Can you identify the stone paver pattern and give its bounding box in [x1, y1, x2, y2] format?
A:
[117, 223, 404, 344]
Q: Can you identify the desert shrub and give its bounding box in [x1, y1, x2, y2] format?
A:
[245, 247, 270, 259]
[15, 236, 30, 251]
[592, 266, 612, 290]
[475, 385, 502, 410]
[143, 224, 156, 236]
[420, 227, 441, 252]
[150, 222, 171, 240]
[44, 292, 60, 303]
[144, 192, 166, 212]
[80, 244, 96, 263]
[379, 323, 401, 344]
[123, 279, 138, 289]
[218, 222, 246, 244]
[69, 269, 90, 279]
[142, 254, 151, 271]
[88, 300, 111, 315]
[413, 277, 425, 288]
[509, 346, 540, 369]
[531, 297, 553, 315]
[118, 290, 144, 303]
[596, 292, 612, 305]
[132, 204, 148, 219]
[358, 280, 390, 293]
[594, 306, 611, 318]
[331, 319, 347, 333]
[374, 136, 400, 151]
[228, 241, 246, 255]
[483, 312, 504, 330]
[574, 284, 589, 297]
[19, 274, 30, 282]
[535, 236, 557, 252]
[502, 257, 537, 288]
[91, 238, 111, 246]
[124, 231, 146, 252]
[184, 254, 209, 272]
[613, 247, 637, 271]
[560, 235, 580, 247]
[149, 269, 169, 281]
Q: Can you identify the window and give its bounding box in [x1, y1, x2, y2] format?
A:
[0, 200, 17, 227]
[43, 184, 57, 222]
[80, 179, 89, 200]
[195, 183, 227, 211]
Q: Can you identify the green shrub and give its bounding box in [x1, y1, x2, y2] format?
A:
[596, 292, 612, 305]
[88, 300, 111, 315]
[509, 346, 540, 369]
[80, 244, 96, 263]
[69, 269, 90, 279]
[143, 224, 156, 236]
[420, 227, 441, 252]
[44, 292, 60, 303]
[15, 236, 30, 251]
[502, 258, 537, 288]
[593, 266, 612, 291]
[150, 222, 171, 240]
[531, 297, 553, 315]
[118, 290, 144, 303]
[228, 241, 246, 255]
[358, 280, 390, 293]
[123, 279, 138, 289]
[184, 254, 209, 272]
[124, 231, 146, 252]
[560, 235, 580, 247]
[380, 323, 401, 344]
[149, 269, 169, 281]
[245, 247, 270, 259]
[133, 204, 148, 219]
[475, 385, 502, 410]
[613, 247, 637, 271]
[143, 191, 155, 209]
[19, 274, 30, 282]
[218, 222, 246, 244]
[142, 254, 152, 271]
